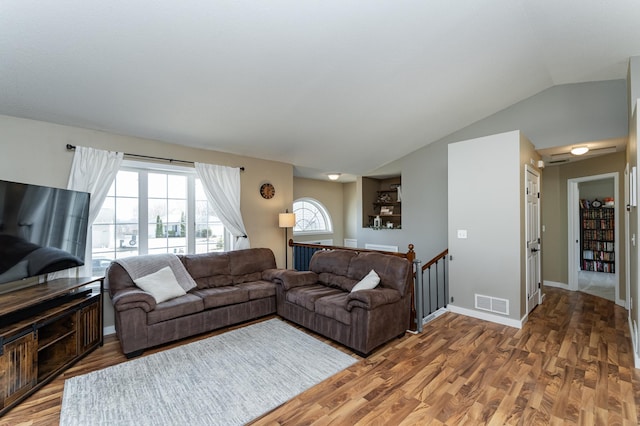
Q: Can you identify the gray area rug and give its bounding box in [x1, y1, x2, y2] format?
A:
[60, 319, 357, 426]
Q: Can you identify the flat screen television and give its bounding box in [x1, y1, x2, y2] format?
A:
[0, 179, 90, 285]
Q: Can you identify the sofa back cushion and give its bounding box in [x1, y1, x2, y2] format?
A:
[229, 248, 277, 284]
[347, 252, 412, 296]
[180, 252, 232, 289]
[309, 250, 358, 292]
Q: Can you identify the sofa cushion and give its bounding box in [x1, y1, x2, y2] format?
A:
[285, 285, 343, 311]
[180, 252, 232, 289]
[229, 248, 277, 284]
[309, 250, 357, 276]
[133, 266, 186, 303]
[317, 272, 358, 292]
[276, 270, 319, 290]
[236, 281, 277, 299]
[233, 272, 262, 284]
[147, 294, 204, 325]
[190, 287, 250, 309]
[347, 252, 411, 296]
[315, 293, 352, 325]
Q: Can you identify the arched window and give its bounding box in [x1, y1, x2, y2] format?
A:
[293, 198, 333, 235]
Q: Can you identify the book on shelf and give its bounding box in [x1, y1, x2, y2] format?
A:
[380, 205, 394, 215]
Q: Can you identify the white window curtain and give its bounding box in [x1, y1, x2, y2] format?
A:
[195, 163, 250, 250]
[67, 146, 123, 276]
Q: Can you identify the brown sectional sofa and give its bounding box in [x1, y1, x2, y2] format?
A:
[274, 249, 413, 356]
[107, 247, 413, 358]
[106, 248, 281, 357]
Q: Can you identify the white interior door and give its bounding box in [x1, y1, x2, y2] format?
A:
[526, 167, 541, 313]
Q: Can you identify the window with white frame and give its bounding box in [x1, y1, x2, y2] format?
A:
[91, 161, 228, 276]
[292, 198, 333, 235]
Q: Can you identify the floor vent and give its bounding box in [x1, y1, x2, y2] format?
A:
[475, 294, 509, 315]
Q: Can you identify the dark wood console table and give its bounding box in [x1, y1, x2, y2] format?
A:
[0, 277, 103, 416]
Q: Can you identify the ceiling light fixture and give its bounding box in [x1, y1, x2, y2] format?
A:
[327, 173, 341, 181]
[570, 146, 589, 156]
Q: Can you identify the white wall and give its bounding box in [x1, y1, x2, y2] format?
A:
[448, 131, 522, 321]
[630, 102, 640, 366]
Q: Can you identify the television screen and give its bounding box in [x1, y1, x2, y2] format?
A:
[0, 179, 90, 284]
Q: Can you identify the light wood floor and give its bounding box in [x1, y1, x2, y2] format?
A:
[2, 287, 639, 425]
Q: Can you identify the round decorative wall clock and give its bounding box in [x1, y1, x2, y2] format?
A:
[259, 182, 275, 199]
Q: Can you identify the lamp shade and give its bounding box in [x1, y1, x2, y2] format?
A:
[279, 212, 295, 228]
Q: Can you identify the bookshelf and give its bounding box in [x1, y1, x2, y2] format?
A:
[580, 202, 615, 273]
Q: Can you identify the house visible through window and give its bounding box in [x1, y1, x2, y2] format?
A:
[292, 198, 333, 235]
[91, 162, 228, 276]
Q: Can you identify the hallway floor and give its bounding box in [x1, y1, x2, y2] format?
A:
[578, 270, 616, 302]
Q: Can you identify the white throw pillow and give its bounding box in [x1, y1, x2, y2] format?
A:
[351, 269, 380, 292]
[133, 266, 187, 303]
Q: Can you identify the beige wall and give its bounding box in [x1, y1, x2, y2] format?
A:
[541, 151, 626, 297]
[292, 177, 344, 245]
[343, 182, 357, 240]
[579, 179, 614, 200]
[0, 114, 293, 328]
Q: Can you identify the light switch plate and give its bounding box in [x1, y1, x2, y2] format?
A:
[457, 229, 467, 239]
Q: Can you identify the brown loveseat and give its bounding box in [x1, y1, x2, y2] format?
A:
[106, 248, 281, 357]
[273, 249, 413, 356]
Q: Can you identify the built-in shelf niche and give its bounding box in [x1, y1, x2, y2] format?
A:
[362, 176, 401, 229]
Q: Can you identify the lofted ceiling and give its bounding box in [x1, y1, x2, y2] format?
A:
[1, 1, 640, 179]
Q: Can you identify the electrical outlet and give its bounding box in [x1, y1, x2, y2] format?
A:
[457, 229, 467, 239]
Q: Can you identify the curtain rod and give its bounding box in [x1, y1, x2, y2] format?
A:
[65, 144, 245, 171]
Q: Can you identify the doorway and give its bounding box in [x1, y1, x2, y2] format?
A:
[526, 166, 541, 313]
[567, 173, 619, 303]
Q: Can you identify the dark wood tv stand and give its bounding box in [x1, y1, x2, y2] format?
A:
[0, 277, 103, 416]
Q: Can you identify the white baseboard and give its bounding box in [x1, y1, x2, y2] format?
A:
[628, 316, 640, 369]
[543, 280, 568, 289]
[104, 325, 116, 336]
[447, 304, 523, 329]
[422, 307, 448, 325]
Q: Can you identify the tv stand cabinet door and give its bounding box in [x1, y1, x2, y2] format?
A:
[78, 298, 102, 353]
[0, 332, 37, 410]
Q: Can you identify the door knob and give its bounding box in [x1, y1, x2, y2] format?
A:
[531, 248, 539, 253]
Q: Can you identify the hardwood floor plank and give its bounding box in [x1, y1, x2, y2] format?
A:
[2, 287, 640, 425]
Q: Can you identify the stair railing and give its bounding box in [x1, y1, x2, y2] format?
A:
[417, 249, 449, 330]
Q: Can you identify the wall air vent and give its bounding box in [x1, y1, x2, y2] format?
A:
[475, 294, 509, 315]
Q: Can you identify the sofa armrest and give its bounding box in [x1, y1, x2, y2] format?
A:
[261, 268, 287, 281]
[111, 288, 157, 312]
[347, 288, 401, 311]
[273, 270, 319, 290]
